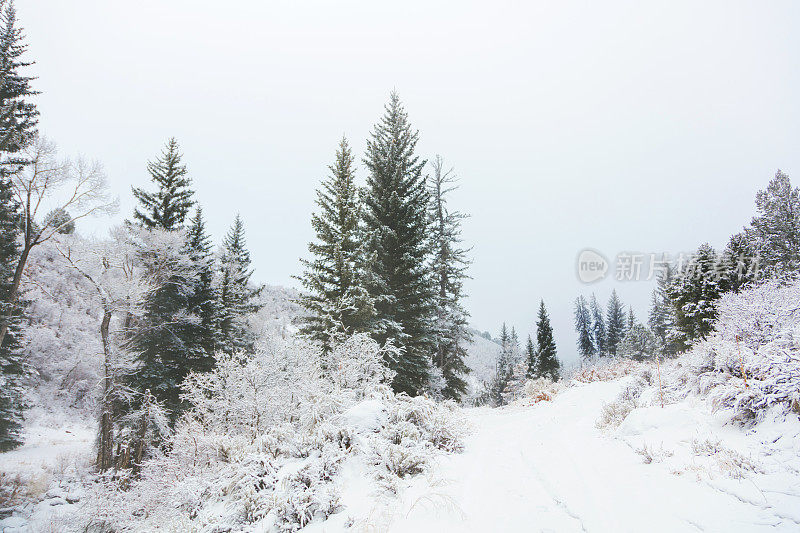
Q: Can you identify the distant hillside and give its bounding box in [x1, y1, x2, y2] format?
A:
[463, 330, 501, 399]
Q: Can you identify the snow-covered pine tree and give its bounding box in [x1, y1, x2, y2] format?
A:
[648, 263, 678, 357]
[131, 138, 194, 231]
[0, 1, 33, 450]
[747, 170, 800, 278]
[0, 174, 22, 451]
[185, 207, 217, 366]
[525, 334, 537, 378]
[535, 300, 560, 380]
[0, 0, 38, 172]
[217, 214, 262, 354]
[428, 155, 472, 401]
[667, 243, 722, 351]
[590, 293, 606, 356]
[296, 137, 375, 357]
[573, 295, 594, 361]
[486, 323, 514, 406]
[128, 139, 204, 420]
[362, 92, 435, 396]
[719, 231, 759, 293]
[605, 289, 625, 356]
[617, 320, 657, 361]
[43, 207, 74, 234]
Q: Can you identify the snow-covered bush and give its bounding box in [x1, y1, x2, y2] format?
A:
[570, 358, 643, 383]
[76, 333, 465, 531]
[522, 377, 564, 404]
[668, 278, 800, 422]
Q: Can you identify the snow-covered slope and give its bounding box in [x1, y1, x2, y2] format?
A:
[463, 331, 500, 398]
[329, 377, 800, 532]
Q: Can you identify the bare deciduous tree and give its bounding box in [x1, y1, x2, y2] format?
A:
[55, 226, 188, 471]
[0, 136, 118, 346]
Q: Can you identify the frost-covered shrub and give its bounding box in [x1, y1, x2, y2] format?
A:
[596, 380, 644, 429]
[571, 359, 643, 383]
[78, 334, 464, 532]
[522, 377, 564, 404]
[666, 278, 800, 422]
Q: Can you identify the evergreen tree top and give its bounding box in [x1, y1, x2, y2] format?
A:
[0, 0, 38, 158]
[132, 138, 194, 231]
[187, 207, 212, 258]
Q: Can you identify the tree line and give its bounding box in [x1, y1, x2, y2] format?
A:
[477, 300, 561, 407]
[573, 169, 800, 362]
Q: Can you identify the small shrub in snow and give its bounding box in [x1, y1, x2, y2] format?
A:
[571, 359, 643, 383]
[522, 378, 563, 404]
[635, 443, 673, 464]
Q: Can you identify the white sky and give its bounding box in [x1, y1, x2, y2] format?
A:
[21, 0, 800, 366]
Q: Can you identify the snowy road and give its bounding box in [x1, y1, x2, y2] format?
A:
[377, 380, 799, 533]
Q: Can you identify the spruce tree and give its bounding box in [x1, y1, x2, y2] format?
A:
[296, 137, 374, 356]
[525, 334, 537, 379]
[748, 170, 800, 277]
[0, 1, 33, 450]
[535, 300, 560, 381]
[573, 296, 594, 361]
[131, 138, 194, 230]
[487, 323, 514, 406]
[605, 290, 625, 356]
[719, 232, 759, 293]
[667, 243, 722, 351]
[648, 263, 678, 357]
[0, 0, 38, 172]
[128, 138, 200, 420]
[362, 92, 435, 395]
[590, 293, 606, 356]
[218, 214, 262, 354]
[428, 156, 472, 401]
[185, 207, 217, 365]
[0, 175, 22, 451]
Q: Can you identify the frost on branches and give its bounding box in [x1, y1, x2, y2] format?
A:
[80, 333, 466, 532]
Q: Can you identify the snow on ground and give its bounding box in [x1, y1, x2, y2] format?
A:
[331, 377, 800, 532]
[2, 373, 799, 532]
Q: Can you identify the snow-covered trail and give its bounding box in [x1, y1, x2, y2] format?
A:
[378, 380, 795, 533]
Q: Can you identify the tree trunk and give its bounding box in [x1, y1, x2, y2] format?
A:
[0, 244, 32, 348]
[97, 309, 114, 471]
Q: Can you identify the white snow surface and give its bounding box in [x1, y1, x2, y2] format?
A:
[323, 377, 800, 532]
[3, 374, 800, 532]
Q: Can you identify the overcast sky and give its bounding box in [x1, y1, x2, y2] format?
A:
[21, 0, 800, 365]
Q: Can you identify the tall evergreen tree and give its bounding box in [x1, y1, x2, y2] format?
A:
[590, 293, 606, 356]
[648, 263, 678, 357]
[719, 232, 759, 293]
[0, 175, 22, 450]
[428, 156, 472, 401]
[0, 0, 37, 172]
[535, 300, 560, 381]
[218, 214, 262, 354]
[525, 334, 537, 379]
[185, 207, 217, 365]
[605, 290, 625, 356]
[747, 170, 800, 277]
[487, 323, 514, 406]
[131, 138, 194, 230]
[362, 92, 435, 395]
[0, 0, 33, 450]
[667, 243, 722, 351]
[128, 139, 201, 420]
[573, 295, 594, 361]
[296, 137, 374, 356]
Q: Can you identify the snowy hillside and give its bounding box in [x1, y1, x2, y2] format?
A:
[463, 331, 501, 398]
